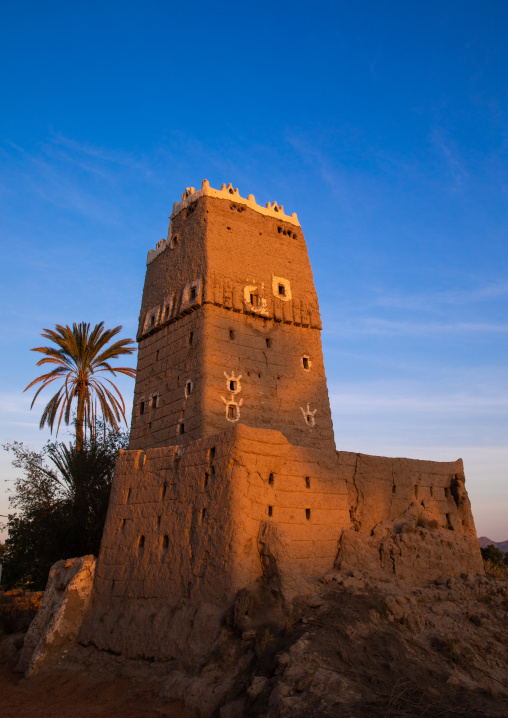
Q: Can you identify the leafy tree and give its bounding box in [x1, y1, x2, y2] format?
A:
[24, 322, 136, 450]
[1, 425, 128, 589]
[480, 544, 504, 566]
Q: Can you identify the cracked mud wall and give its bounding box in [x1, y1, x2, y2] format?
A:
[79, 424, 349, 662]
[335, 451, 483, 580]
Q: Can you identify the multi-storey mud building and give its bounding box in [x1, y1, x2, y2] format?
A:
[80, 181, 482, 660]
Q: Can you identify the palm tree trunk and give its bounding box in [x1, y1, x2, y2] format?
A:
[76, 389, 85, 451]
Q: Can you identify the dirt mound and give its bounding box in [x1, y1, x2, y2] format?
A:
[2, 570, 508, 717]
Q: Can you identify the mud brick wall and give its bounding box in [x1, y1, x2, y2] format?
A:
[337, 451, 477, 536]
[129, 188, 335, 452]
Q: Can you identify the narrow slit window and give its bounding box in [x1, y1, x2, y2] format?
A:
[157, 515, 161, 527]
[151, 395, 158, 409]
[127, 488, 131, 502]
[201, 507, 206, 521]
[269, 473, 274, 486]
[150, 315, 155, 326]
[305, 508, 311, 521]
[188, 331, 194, 346]
[229, 380, 237, 391]
[204, 472, 209, 488]
[208, 447, 216, 462]
[278, 284, 285, 296]
[229, 329, 235, 340]
[138, 535, 145, 550]
[185, 380, 193, 397]
[392, 484, 396, 494]
[161, 482, 167, 499]
[268, 506, 273, 517]
[302, 356, 310, 370]
[156, 350, 160, 361]
[305, 476, 310, 489]
[250, 293, 259, 307]
[227, 404, 237, 420]
[179, 423, 185, 434]
[140, 401, 145, 415]
[266, 338, 271, 348]
[162, 535, 169, 550]
[190, 286, 197, 301]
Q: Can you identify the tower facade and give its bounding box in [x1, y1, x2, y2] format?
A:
[129, 180, 335, 453]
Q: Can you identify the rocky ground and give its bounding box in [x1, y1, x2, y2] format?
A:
[1, 569, 508, 717]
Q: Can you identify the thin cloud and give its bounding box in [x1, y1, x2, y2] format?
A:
[327, 317, 508, 336]
[374, 281, 508, 311]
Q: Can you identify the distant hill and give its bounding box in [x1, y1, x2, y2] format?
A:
[479, 536, 508, 553]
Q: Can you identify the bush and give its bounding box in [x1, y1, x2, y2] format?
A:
[481, 544, 504, 567]
[1, 425, 128, 590]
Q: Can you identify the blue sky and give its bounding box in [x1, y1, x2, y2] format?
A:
[1, 1, 507, 540]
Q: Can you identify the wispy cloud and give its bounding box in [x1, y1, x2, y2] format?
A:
[431, 128, 469, 188]
[373, 281, 508, 311]
[326, 317, 508, 337]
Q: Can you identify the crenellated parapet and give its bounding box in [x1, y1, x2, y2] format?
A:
[147, 180, 300, 265]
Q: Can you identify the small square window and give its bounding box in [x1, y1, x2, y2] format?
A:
[278, 284, 285, 296]
[229, 380, 237, 391]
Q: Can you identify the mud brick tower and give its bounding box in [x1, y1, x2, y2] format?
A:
[129, 179, 335, 453]
[80, 181, 482, 662]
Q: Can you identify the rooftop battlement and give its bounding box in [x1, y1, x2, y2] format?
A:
[147, 180, 301, 265]
[171, 179, 300, 226]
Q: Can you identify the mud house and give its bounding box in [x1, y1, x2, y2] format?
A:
[80, 181, 482, 660]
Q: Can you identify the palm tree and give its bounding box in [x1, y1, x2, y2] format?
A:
[24, 322, 136, 450]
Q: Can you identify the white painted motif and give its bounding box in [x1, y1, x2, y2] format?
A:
[272, 275, 292, 302]
[222, 370, 243, 423]
[300, 403, 317, 428]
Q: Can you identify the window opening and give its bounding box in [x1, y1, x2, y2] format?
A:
[127, 488, 131, 502]
[250, 293, 259, 307]
[305, 509, 311, 521]
[156, 350, 160, 361]
[189, 331, 194, 346]
[269, 473, 274, 486]
[268, 506, 273, 517]
[266, 338, 271, 348]
[204, 472, 209, 488]
[302, 356, 309, 370]
[201, 507, 207, 521]
[278, 284, 286, 296]
[208, 447, 216, 462]
[178, 423, 185, 434]
[162, 535, 169, 550]
[150, 315, 155, 326]
[229, 380, 237, 391]
[185, 380, 193, 397]
[161, 482, 167, 499]
[157, 515, 161, 527]
[392, 484, 396, 494]
[190, 286, 197, 301]
[229, 329, 235, 340]
[305, 476, 310, 489]
[140, 401, 145, 415]
[151, 395, 157, 409]
[227, 404, 237, 420]
[138, 535, 145, 551]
